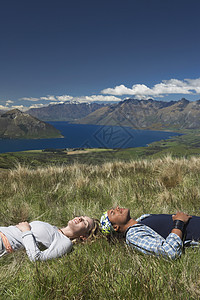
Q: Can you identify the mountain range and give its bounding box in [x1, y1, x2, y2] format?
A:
[74, 98, 200, 130]
[27, 102, 107, 122]
[2, 98, 200, 139]
[27, 98, 200, 130]
[0, 109, 62, 139]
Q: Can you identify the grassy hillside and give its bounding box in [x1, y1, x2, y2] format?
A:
[1, 156, 200, 299]
[0, 109, 62, 139]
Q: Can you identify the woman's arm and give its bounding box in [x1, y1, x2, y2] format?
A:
[16, 222, 73, 261]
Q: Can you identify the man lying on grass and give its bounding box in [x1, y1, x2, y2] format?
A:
[100, 206, 200, 259]
[0, 216, 99, 261]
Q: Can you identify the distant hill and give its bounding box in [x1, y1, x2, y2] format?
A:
[27, 102, 108, 121]
[75, 98, 200, 130]
[0, 109, 62, 139]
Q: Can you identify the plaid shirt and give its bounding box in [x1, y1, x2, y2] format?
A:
[125, 214, 183, 260]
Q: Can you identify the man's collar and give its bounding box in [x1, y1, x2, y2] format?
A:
[124, 223, 146, 237]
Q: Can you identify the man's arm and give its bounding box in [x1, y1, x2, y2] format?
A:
[126, 212, 192, 260]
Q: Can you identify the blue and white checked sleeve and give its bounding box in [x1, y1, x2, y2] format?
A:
[126, 224, 183, 260]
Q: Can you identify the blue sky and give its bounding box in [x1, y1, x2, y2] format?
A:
[0, 0, 200, 111]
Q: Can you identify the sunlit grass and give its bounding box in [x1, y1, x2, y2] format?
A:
[1, 156, 200, 299]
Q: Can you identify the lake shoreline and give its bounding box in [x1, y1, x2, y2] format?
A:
[0, 122, 181, 154]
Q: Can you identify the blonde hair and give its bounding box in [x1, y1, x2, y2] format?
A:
[87, 218, 99, 241]
[72, 218, 100, 244]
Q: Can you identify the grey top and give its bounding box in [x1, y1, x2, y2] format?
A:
[0, 221, 73, 261]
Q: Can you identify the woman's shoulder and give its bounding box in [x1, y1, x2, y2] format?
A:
[30, 221, 72, 244]
[30, 220, 59, 233]
[30, 220, 55, 227]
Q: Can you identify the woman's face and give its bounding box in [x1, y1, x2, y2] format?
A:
[67, 216, 94, 239]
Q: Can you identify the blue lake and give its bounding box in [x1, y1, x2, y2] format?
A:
[0, 122, 180, 154]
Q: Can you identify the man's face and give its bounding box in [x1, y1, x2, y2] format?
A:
[107, 206, 130, 227]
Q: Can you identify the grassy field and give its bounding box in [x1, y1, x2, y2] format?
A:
[1, 156, 200, 299]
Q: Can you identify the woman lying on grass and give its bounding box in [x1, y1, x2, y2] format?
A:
[0, 216, 99, 261]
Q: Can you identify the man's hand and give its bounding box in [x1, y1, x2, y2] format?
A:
[171, 212, 192, 240]
[172, 212, 192, 224]
[16, 221, 31, 232]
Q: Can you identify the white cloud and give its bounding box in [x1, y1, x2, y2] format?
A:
[21, 97, 40, 101]
[56, 95, 73, 101]
[0, 105, 8, 110]
[49, 101, 64, 105]
[21, 94, 73, 102]
[28, 103, 48, 109]
[40, 95, 57, 101]
[10, 105, 27, 111]
[86, 95, 121, 102]
[1, 104, 28, 111]
[6, 100, 14, 105]
[101, 78, 200, 99]
[1, 93, 122, 112]
[2, 78, 200, 112]
[18, 93, 121, 105]
[73, 95, 122, 102]
[185, 78, 200, 93]
[152, 79, 193, 95]
[102, 85, 134, 96]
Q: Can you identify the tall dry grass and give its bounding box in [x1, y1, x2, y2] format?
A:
[0, 155, 200, 299]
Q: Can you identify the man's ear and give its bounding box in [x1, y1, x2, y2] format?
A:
[113, 224, 119, 232]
